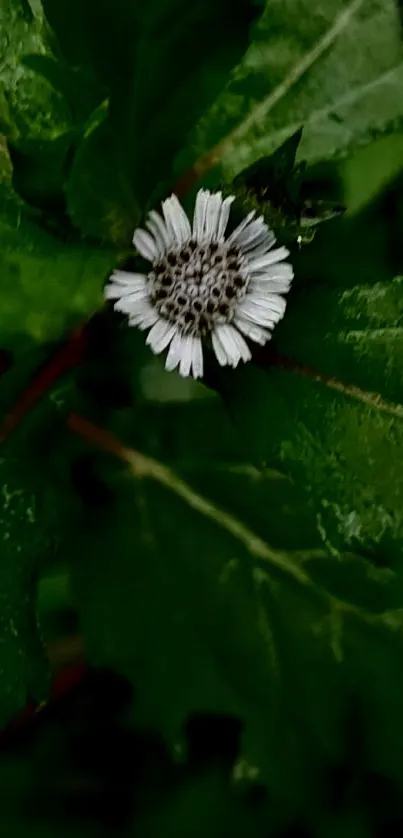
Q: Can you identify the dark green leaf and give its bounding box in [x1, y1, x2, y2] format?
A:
[22, 53, 105, 127]
[214, 269, 403, 561]
[230, 131, 345, 243]
[65, 114, 141, 245]
[57, 391, 403, 793]
[0, 0, 70, 142]
[41, 0, 262, 221]
[7, 132, 75, 213]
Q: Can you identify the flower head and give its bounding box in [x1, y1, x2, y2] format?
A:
[105, 189, 293, 378]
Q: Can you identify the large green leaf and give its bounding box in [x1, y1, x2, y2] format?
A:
[176, 0, 403, 182]
[56, 391, 403, 800]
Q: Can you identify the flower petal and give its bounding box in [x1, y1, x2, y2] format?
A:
[227, 211, 256, 245]
[252, 263, 294, 281]
[114, 288, 148, 314]
[236, 217, 267, 249]
[191, 336, 204, 378]
[179, 335, 196, 378]
[247, 246, 290, 272]
[132, 228, 159, 261]
[145, 211, 171, 257]
[250, 278, 292, 294]
[231, 327, 252, 363]
[205, 192, 223, 242]
[234, 316, 272, 346]
[217, 195, 235, 241]
[242, 232, 277, 257]
[214, 324, 251, 367]
[128, 301, 160, 330]
[193, 189, 209, 240]
[212, 329, 230, 366]
[146, 319, 177, 354]
[165, 331, 186, 372]
[238, 294, 286, 327]
[162, 194, 191, 247]
[104, 272, 147, 299]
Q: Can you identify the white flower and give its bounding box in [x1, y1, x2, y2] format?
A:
[105, 189, 293, 379]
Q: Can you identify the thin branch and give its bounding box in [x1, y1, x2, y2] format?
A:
[0, 326, 86, 444]
[270, 352, 403, 421]
[67, 412, 316, 585]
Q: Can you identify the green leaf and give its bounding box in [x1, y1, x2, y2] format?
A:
[127, 0, 262, 203]
[212, 266, 403, 561]
[22, 53, 105, 127]
[65, 114, 141, 245]
[57, 391, 403, 796]
[233, 128, 304, 193]
[0, 188, 117, 356]
[176, 0, 403, 182]
[41, 0, 141, 92]
[7, 132, 74, 213]
[229, 131, 345, 244]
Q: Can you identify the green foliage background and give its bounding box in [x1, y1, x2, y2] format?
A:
[2, 0, 403, 835]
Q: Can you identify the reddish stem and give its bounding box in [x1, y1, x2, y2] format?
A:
[0, 662, 87, 746]
[0, 326, 87, 444]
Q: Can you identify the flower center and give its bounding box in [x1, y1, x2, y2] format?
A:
[147, 240, 248, 336]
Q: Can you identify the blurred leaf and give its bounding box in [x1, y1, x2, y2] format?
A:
[0, 459, 51, 725]
[54, 389, 403, 799]
[176, 0, 403, 181]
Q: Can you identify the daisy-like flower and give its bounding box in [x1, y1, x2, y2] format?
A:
[105, 189, 293, 378]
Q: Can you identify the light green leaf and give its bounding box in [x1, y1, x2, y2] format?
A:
[0, 0, 70, 141]
[176, 0, 403, 182]
[0, 191, 117, 354]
